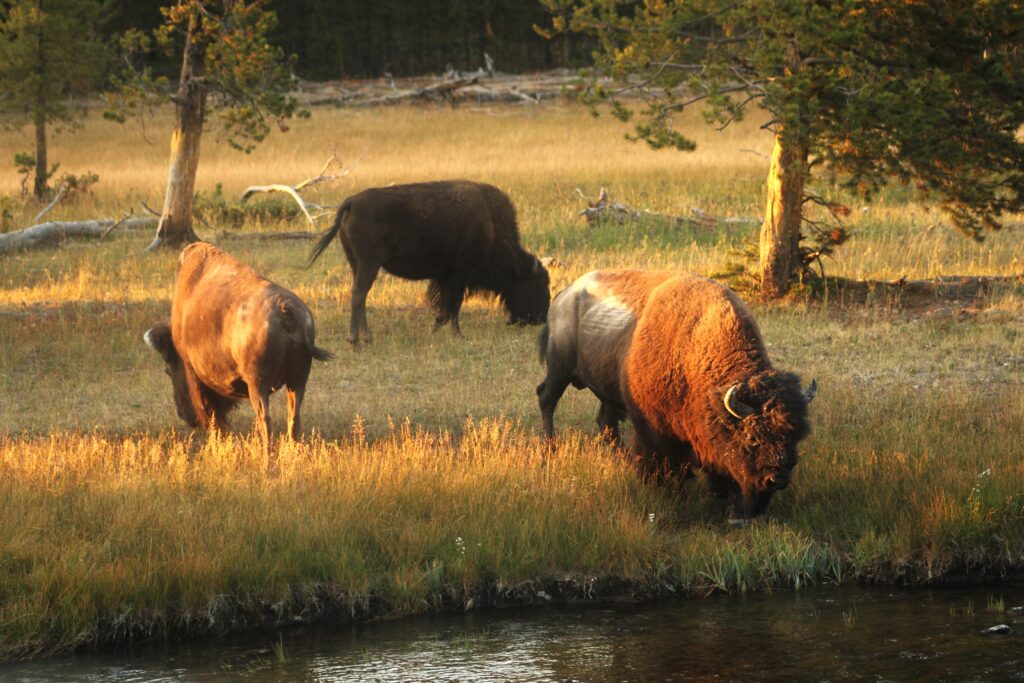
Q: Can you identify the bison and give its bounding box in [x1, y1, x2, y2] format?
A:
[144, 242, 332, 445]
[307, 180, 550, 347]
[536, 270, 816, 522]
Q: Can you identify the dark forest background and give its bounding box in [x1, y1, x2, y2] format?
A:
[108, 0, 585, 80]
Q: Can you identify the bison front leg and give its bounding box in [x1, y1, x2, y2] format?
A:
[428, 280, 465, 335]
[445, 284, 465, 335]
[707, 472, 757, 525]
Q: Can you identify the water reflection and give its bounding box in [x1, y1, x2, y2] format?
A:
[4, 585, 1023, 682]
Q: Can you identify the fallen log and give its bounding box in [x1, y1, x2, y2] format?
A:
[218, 230, 319, 242]
[0, 217, 156, 255]
[578, 188, 717, 230]
[577, 188, 760, 229]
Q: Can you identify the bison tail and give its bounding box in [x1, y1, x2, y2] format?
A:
[307, 204, 349, 267]
[537, 324, 550, 365]
[311, 345, 334, 362]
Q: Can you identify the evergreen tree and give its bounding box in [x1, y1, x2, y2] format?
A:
[546, 0, 1024, 297]
[110, 0, 301, 248]
[0, 0, 108, 200]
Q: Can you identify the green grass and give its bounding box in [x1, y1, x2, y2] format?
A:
[0, 103, 1022, 659]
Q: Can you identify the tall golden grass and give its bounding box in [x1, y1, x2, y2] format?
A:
[0, 103, 1022, 658]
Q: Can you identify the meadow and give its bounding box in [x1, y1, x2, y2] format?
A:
[0, 102, 1022, 658]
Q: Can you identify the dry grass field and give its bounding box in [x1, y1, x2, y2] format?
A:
[0, 103, 1022, 658]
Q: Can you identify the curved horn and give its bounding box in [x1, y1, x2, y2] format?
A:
[804, 379, 818, 404]
[723, 384, 755, 419]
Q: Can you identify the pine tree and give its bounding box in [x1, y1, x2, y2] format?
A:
[0, 0, 108, 200]
[110, 0, 301, 248]
[546, 0, 1024, 298]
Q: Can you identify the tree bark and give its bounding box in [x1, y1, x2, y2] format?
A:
[32, 0, 47, 200]
[33, 109, 48, 201]
[758, 130, 808, 299]
[148, 15, 205, 250]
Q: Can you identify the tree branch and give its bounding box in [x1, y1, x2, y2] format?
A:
[32, 182, 69, 223]
[240, 153, 355, 226]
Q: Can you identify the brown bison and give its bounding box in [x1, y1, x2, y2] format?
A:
[307, 180, 550, 347]
[144, 242, 332, 444]
[536, 270, 816, 522]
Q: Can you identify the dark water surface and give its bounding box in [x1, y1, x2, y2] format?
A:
[4, 585, 1024, 682]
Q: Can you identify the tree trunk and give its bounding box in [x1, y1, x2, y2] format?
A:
[758, 131, 808, 299]
[33, 109, 48, 201]
[148, 14, 205, 251]
[32, 0, 47, 200]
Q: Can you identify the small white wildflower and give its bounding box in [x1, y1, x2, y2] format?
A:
[648, 513, 656, 523]
[978, 468, 992, 479]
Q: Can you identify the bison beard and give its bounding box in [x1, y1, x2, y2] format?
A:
[307, 180, 550, 347]
[537, 270, 816, 522]
[144, 243, 332, 447]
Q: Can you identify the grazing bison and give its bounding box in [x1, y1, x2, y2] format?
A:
[307, 180, 550, 347]
[536, 270, 816, 522]
[144, 242, 332, 445]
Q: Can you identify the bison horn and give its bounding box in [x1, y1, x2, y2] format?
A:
[723, 384, 755, 419]
[804, 379, 818, 404]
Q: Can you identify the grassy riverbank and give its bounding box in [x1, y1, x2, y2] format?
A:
[2, 406, 1022, 659]
[1, 103, 1022, 658]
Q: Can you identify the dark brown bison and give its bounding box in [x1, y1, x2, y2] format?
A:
[307, 180, 550, 347]
[536, 270, 816, 522]
[144, 242, 332, 444]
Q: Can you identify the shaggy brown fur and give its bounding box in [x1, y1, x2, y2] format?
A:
[307, 180, 550, 347]
[537, 270, 815, 520]
[144, 243, 332, 446]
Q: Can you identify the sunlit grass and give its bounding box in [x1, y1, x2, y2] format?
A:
[1, 403, 1022, 658]
[0, 102, 1023, 659]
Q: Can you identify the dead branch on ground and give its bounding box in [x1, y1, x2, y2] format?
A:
[0, 217, 156, 255]
[217, 230, 319, 242]
[577, 188, 758, 230]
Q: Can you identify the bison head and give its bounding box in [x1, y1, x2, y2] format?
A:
[501, 255, 550, 325]
[716, 370, 816, 521]
[143, 323, 200, 427]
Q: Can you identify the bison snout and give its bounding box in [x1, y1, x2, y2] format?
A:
[762, 472, 790, 491]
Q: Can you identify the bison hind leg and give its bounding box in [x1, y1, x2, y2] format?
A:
[596, 402, 625, 446]
[285, 359, 312, 441]
[350, 262, 380, 347]
[247, 384, 272, 451]
[536, 374, 571, 439]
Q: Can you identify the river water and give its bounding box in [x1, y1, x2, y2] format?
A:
[4, 585, 1023, 682]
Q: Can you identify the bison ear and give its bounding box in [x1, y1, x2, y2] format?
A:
[144, 324, 178, 364]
